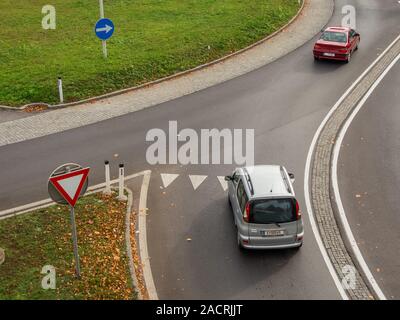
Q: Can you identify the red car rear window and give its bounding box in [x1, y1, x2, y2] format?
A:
[321, 31, 347, 43]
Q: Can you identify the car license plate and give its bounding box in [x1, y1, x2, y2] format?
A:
[323, 52, 335, 57]
[262, 229, 285, 237]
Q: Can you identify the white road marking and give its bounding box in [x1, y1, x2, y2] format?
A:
[137, 171, 158, 300]
[189, 175, 207, 190]
[304, 33, 400, 300]
[160, 173, 179, 188]
[0, 171, 147, 219]
[217, 176, 228, 191]
[331, 53, 400, 301]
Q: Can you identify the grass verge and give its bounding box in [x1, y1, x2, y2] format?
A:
[0, 0, 301, 106]
[0, 191, 136, 300]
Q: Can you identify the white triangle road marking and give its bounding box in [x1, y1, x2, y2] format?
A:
[217, 176, 228, 192]
[58, 174, 84, 199]
[160, 173, 179, 188]
[189, 175, 207, 190]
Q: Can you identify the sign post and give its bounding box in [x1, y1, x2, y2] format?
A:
[48, 163, 90, 279]
[69, 205, 80, 278]
[95, 0, 114, 58]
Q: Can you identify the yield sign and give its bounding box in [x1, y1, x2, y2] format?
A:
[49, 168, 90, 207]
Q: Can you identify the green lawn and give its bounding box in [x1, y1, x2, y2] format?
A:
[0, 0, 300, 107]
[0, 192, 135, 300]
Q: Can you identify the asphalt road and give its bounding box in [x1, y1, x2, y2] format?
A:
[0, 0, 399, 299]
[338, 61, 400, 300]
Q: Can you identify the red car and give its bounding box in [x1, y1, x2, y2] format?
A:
[313, 27, 360, 63]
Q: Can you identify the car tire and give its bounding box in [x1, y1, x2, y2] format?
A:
[345, 52, 351, 63]
[237, 230, 244, 250]
[314, 55, 319, 61]
[293, 242, 303, 251]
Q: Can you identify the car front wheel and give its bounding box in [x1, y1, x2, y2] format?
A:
[345, 52, 351, 63]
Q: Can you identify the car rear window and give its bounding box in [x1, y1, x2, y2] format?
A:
[250, 199, 295, 224]
[321, 31, 347, 43]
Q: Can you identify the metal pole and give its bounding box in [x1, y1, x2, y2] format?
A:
[103, 160, 112, 195]
[99, 0, 107, 58]
[117, 163, 127, 201]
[102, 41, 108, 58]
[99, 0, 104, 18]
[58, 77, 64, 103]
[70, 206, 81, 278]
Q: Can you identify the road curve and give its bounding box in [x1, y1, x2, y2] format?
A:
[338, 61, 400, 300]
[0, 0, 399, 300]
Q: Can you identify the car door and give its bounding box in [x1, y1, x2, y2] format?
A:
[235, 179, 249, 237]
[228, 171, 240, 223]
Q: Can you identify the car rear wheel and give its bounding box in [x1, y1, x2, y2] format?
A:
[292, 242, 303, 251]
[237, 230, 244, 250]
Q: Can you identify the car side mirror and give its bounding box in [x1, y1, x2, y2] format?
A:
[288, 173, 295, 184]
[224, 175, 233, 181]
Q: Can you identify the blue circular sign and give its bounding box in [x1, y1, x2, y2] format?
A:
[95, 18, 115, 41]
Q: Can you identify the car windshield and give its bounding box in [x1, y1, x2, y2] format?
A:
[321, 31, 347, 43]
[251, 199, 296, 224]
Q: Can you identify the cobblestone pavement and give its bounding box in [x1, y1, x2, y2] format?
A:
[0, 0, 333, 147]
[310, 38, 400, 300]
[0, 110, 32, 124]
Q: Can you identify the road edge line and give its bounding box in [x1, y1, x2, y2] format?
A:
[124, 186, 143, 300]
[304, 33, 400, 300]
[0, 170, 148, 219]
[137, 170, 158, 300]
[331, 53, 400, 301]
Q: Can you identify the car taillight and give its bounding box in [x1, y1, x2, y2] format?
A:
[295, 200, 301, 220]
[338, 48, 348, 53]
[244, 202, 250, 222]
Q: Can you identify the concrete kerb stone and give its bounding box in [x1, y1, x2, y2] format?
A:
[125, 187, 143, 300]
[310, 37, 400, 300]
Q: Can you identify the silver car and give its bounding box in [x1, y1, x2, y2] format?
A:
[225, 165, 304, 250]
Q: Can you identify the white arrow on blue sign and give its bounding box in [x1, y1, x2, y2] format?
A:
[95, 18, 115, 41]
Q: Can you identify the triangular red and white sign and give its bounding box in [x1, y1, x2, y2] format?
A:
[49, 168, 90, 207]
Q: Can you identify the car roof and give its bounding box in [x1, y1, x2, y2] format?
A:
[239, 165, 294, 199]
[325, 26, 350, 33]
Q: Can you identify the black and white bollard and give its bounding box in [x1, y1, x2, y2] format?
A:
[103, 160, 112, 195]
[58, 77, 64, 104]
[117, 163, 127, 201]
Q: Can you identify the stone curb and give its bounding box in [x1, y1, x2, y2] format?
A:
[124, 187, 143, 300]
[310, 36, 400, 300]
[0, 0, 306, 111]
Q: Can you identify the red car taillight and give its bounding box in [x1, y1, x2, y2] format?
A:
[244, 202, 250, 222]
[295, 200, 301, 220]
